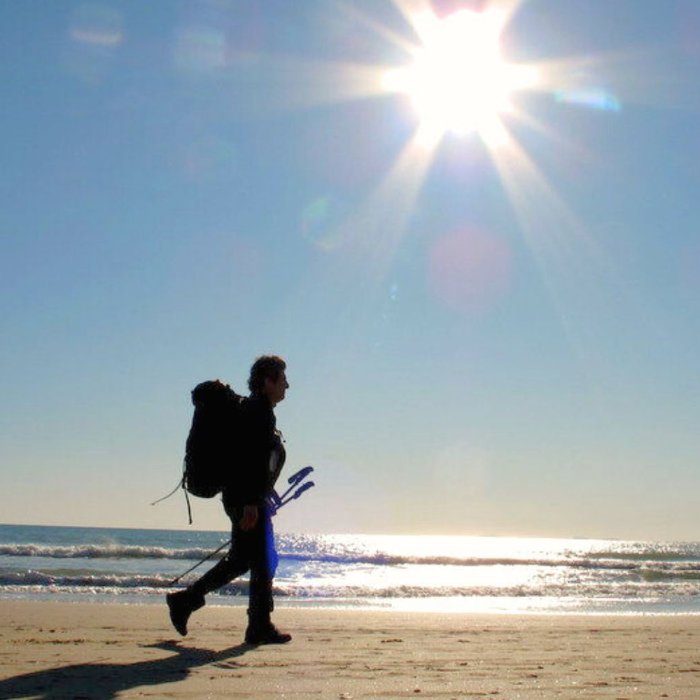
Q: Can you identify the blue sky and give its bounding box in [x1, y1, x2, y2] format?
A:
[2, 0, 699, 539]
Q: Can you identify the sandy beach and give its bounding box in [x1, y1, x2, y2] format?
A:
[0, 601, 698, 698]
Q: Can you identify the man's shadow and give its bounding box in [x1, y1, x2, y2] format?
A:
[0, 640, 253, 700]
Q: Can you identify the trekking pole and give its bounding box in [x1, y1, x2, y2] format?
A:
[267, 466, 313, 514]
[168, 538, 231, 587]
[277, 466, 314, 503]
[278, 480, 315, 507]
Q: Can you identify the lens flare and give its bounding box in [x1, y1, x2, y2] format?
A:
[69, 4, 124, 47]
[555, 89, 622, 113]
[64, 4, 124, 84]
[301, 196, 346, 252]
[428, 228, 513, 315]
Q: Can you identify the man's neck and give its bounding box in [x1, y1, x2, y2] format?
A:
[251, 392, 274, 408]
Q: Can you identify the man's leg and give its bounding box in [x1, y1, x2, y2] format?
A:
[167, 513, 250, 636]
[244, 506, 291, 644]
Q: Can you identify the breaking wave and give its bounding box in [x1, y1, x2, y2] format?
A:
[0, 544, 219, 561]
[1, 570, 699, 600]
[3, 543, 700, 575]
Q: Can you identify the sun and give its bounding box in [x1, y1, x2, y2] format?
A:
[384, 9, 538, 147]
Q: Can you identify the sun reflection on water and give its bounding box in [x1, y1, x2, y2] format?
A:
[276, 533, 658, 614]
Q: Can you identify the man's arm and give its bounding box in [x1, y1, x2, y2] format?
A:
[237, 399, 275, 527]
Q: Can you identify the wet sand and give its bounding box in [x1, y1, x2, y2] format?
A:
[1, 600, 699, 698]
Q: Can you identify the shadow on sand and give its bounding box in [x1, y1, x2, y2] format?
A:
[0, 640, 254, 699]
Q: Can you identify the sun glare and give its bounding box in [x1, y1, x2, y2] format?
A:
[384, 9, 538, 147]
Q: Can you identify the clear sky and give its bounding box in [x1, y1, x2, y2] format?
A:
[2, 0, 699, 540]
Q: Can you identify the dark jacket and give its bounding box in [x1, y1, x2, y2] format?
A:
[222, 394, 285, 507]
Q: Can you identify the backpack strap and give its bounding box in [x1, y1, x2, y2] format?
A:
[184, 485, 193, 525]
[150, 460, 194, 525]
[150, 472, 185, 506]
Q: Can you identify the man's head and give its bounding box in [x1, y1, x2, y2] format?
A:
[248, 355, 288, 406]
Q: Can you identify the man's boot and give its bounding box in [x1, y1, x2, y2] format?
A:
[244, 582, 291, 645]
[244, 609, 292, 645]
[166, 588, 205, 636]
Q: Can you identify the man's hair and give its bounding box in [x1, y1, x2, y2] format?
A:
[248, 355, 286, 395]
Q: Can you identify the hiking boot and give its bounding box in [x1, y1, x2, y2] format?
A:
[244, 623, 292, 645]
[166, 589, 205, 636]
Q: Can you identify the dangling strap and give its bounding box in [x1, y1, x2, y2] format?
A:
[184, 487, 193, 525]
[150, 475, 185, 506]
[151, 459, 193, 524]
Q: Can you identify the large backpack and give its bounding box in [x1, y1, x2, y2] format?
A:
[183, 380, 246, 500]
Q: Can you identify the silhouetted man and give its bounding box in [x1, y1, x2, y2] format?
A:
[167, 355, 291, 644]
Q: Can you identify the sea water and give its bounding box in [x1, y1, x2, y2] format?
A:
[1, 523, 699, 614]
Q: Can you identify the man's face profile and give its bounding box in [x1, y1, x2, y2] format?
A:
[264, 370, 288, 406]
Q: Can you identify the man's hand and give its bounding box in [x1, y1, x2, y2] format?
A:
[240, 505, 259, 531]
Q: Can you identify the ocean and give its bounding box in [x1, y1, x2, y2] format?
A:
[1, 523, 699, 614]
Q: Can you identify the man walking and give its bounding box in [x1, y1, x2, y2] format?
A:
[166, 355, 291, 644]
